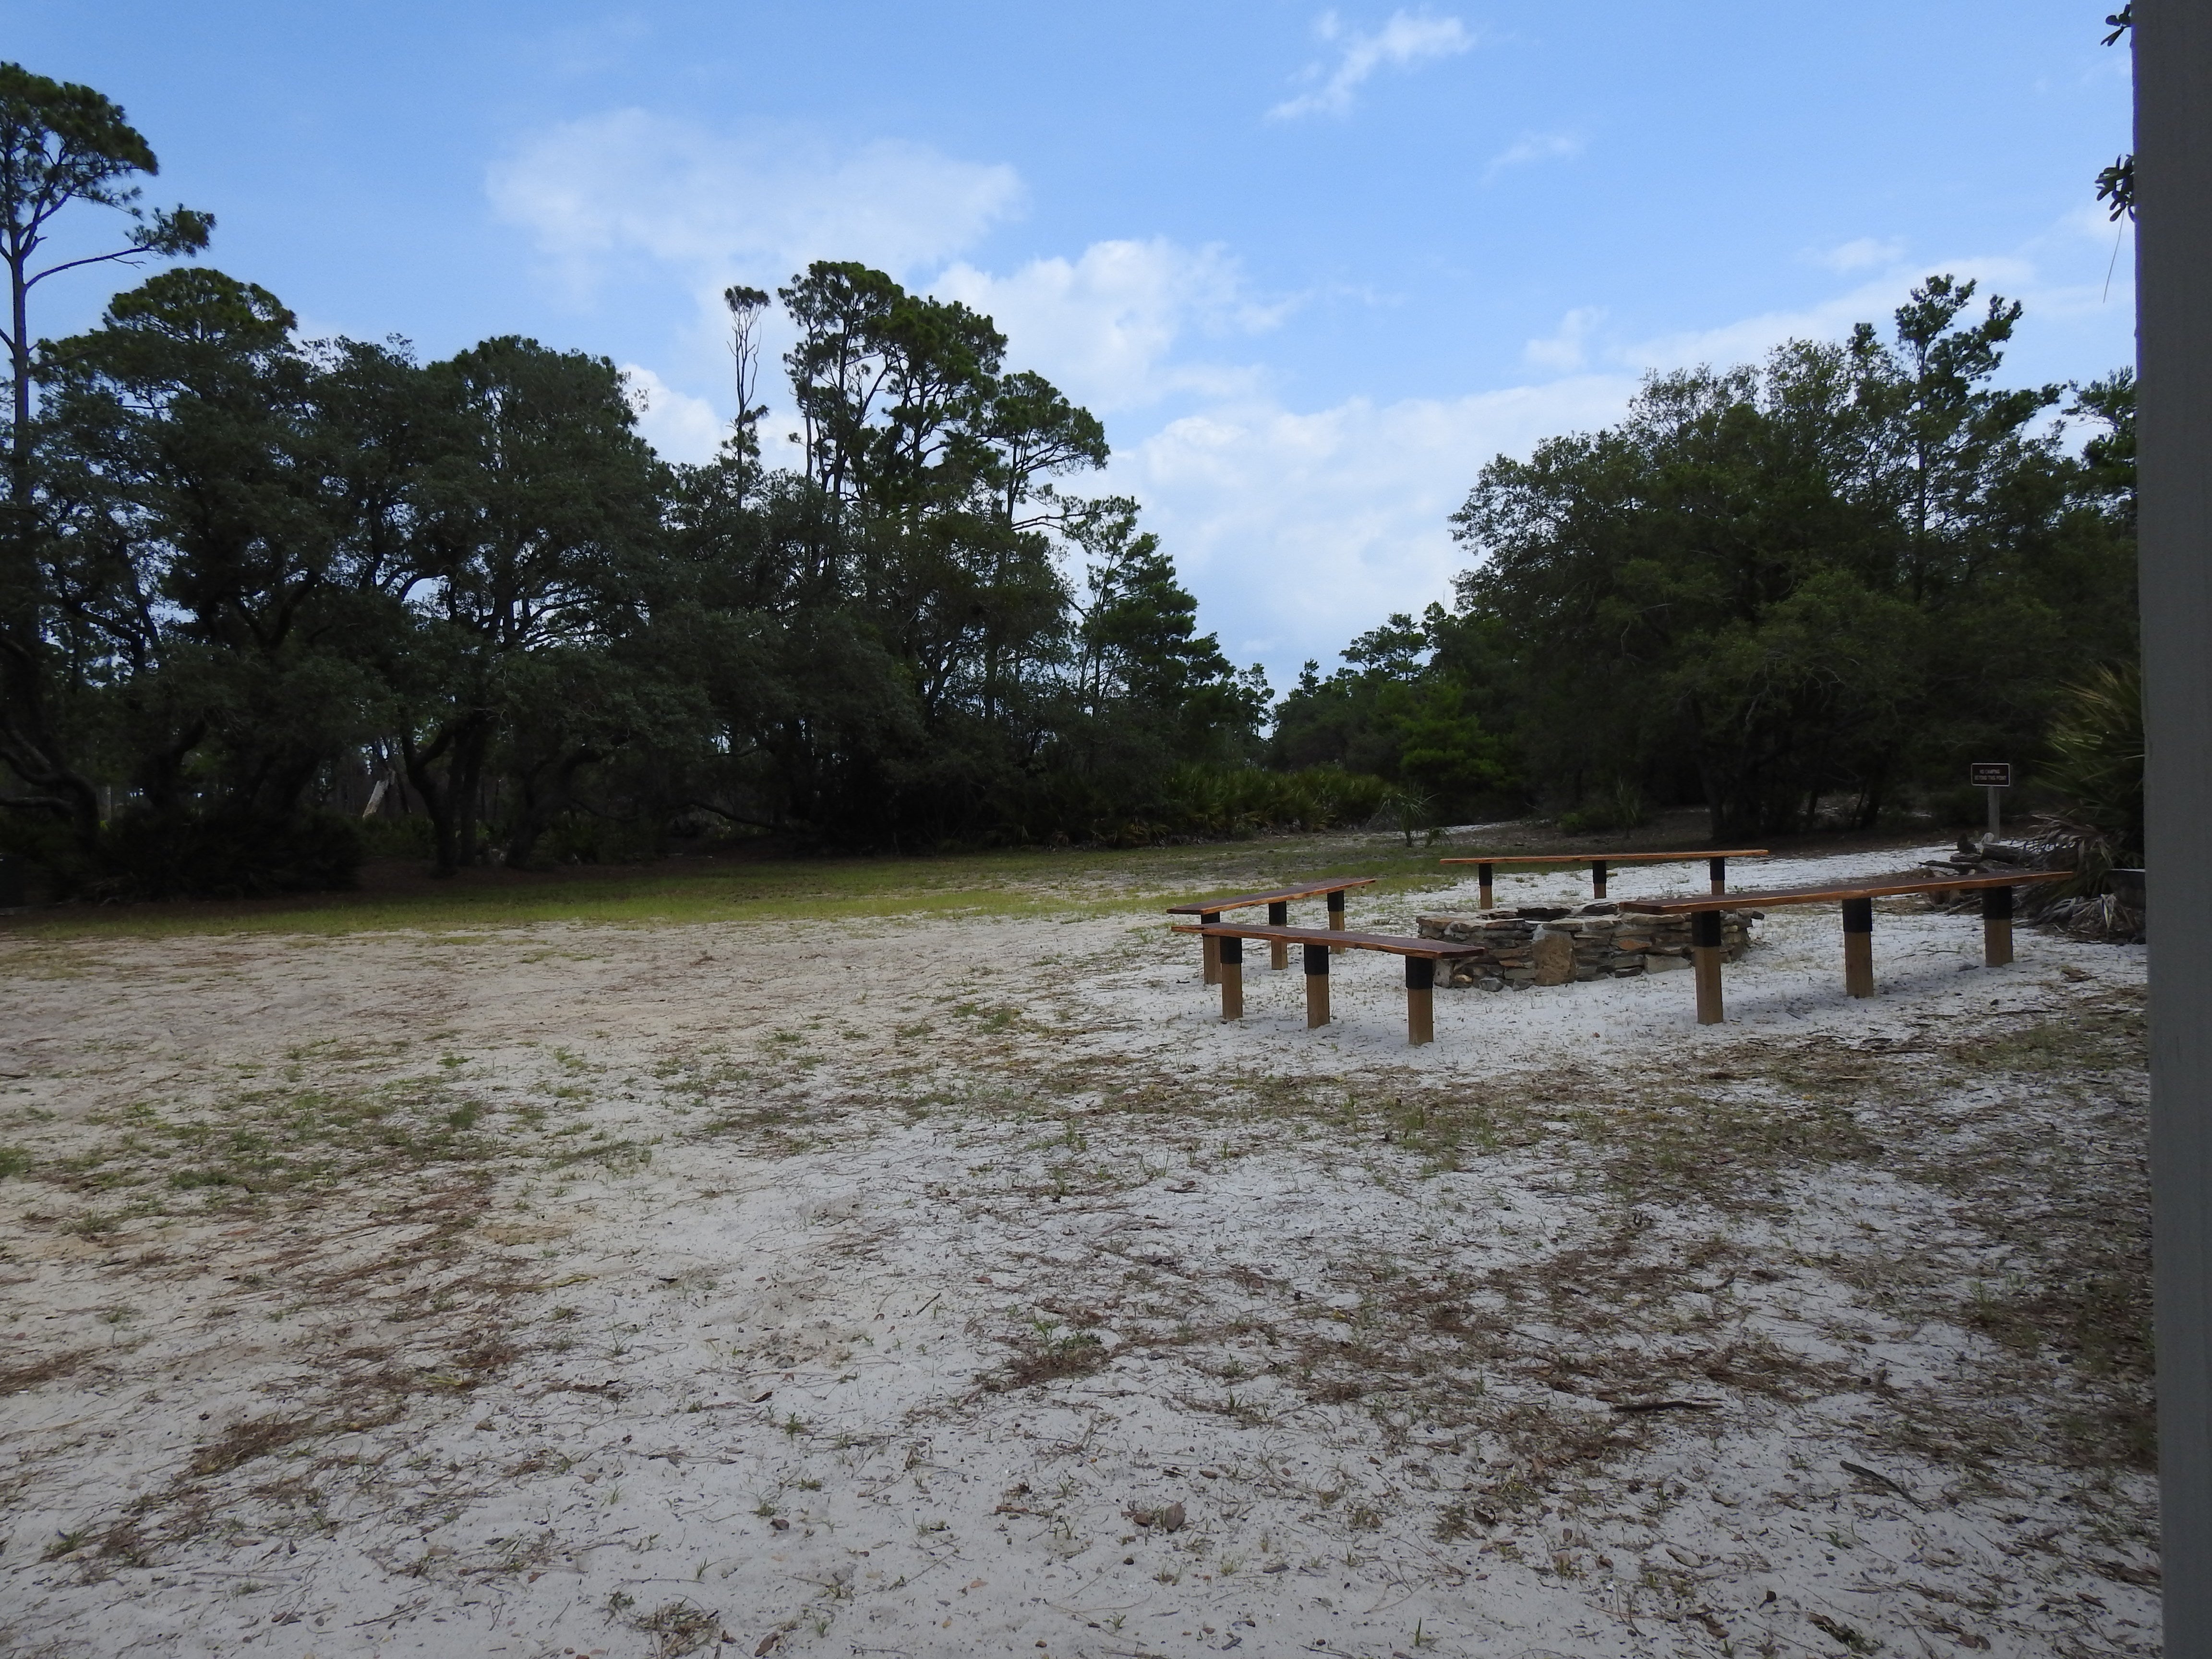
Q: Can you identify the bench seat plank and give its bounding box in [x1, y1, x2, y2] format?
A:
[1614, 867, 2069, 1024]
[1166, 876, 1378, 915]
[1439, 849, 1768, 866]
[1439, 848, 1771, 903]
[1173, 922, 1482, 959]
[1618, 869, 2068, 914]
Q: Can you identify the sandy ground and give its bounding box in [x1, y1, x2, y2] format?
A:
[0, 847, 2157, 1658]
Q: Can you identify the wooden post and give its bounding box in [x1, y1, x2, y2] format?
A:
[1842, 896, 1875, 998]
[1405, 955, 1435, 1046]
[1692, 909, 1724, 1025]
[1708, 856, 1727, 897]
[1591, 859, 1609, 899]
[1268, 901, 1289, 969]
[1478, 861, 1495, 911]
[1982, 882, 2015, 968]
[1303, 941, 1331, 1028]
[1200, 910, 1221, 985]
[1219, 933, 1243, 1021]
[1326, 890, 1346, 953]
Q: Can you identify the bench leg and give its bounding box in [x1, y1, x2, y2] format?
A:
[1478, 862, 1494, 911]
[1269, 902, 1289, 969]
[1327, 890, 1346, 951]
[1405, 956, 1434, 1046]
[1304, 942, 1331, 1028]
[1708, 856, 1726, 897]
[1201, 911, 1221, 985]
[1692, 910, 1724, 1024]
[1983, 883, 2015, 967]
[1219, 936, 1243, 1020]
[1592, 860, 1608, 899]
[1842, 897, 1875, 997]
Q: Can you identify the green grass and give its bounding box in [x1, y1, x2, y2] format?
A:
[0, 833, 1477, 942]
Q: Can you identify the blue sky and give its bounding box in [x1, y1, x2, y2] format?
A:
[13, 1, 2134, 691]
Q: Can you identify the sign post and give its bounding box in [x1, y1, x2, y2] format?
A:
[1969, 762, 2011, 839]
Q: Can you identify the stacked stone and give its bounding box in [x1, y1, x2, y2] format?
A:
[1414, 902, 1758, 991]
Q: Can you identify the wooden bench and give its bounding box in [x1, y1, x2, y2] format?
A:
[1166, 877, 1377, 983]
[1619, 869, 2072, 1023]
[1439, 848, 1771, 909]
[1170, 923, 1484, 1045]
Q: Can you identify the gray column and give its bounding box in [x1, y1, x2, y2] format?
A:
[2139, 4, 2212, 1647]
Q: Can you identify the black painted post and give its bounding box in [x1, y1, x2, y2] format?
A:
[1303, 940, 1331, 1028]
[1708, 856, 1727, 896]
[1200, 909, 1221, 985]
[1268, 901, 1289, 969]
[1691, 909, 1724, 1024]
[1477, 861, 1495, 910]
[1326, 889, 1347, 952]
[1982, 883, 2015, 968]
[1218, 933, 1243, 1020]
[1591, 859, 1609, 899]
[1841, 897, 1875, 998]
[1405, 955, 1435, 1046]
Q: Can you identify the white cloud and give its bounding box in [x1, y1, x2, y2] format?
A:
[487, 109, 1023, 299]
[1523, 305, 1605, 373]
[928, 239, 1290, 414]
[1270, 10, 1473, 120]
[1110, 377, 1637, 675]
[1815, 236, 1905, 273]
[1624, 259, 2043, 373]
[490, 110, 1026, 467]
[621, 363, 726, 466]
[1483, 130, 1585, 181]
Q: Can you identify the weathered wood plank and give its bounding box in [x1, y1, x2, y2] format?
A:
[1166, 876, 1377, 915]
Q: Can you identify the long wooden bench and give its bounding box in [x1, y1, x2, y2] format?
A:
[1619, 869, 2071, 1023]
[1166, 877, 1377, 983]
[1440, 848, 1770, 908]
[1171, 922, 1484, 1045]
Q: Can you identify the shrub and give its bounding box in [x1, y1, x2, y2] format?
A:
[2043, 662, 2142, 858]
[93, 810, 364, 899]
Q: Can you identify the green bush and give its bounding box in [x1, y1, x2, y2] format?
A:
[2043, 662, 2142, 858]
[358, 814, 435, 859]
[94, 809, 364, 899]
[1555, 779, 1649, 836]
[1151, 765, 1387, 841]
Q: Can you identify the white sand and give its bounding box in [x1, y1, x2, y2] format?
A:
[0, 844, 2156, 1657]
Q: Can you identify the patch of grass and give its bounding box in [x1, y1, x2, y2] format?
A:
[0, 1346, 102, 1396]
[45, 1077, 496, 1204]
[988, 1327, 1108, 1391]
[632, 1599, 721, 1656]
[0, 829, 1483, 942]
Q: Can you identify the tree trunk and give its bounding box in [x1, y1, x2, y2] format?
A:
[400, 728, 461, 875]
[505, 746, 595, 868]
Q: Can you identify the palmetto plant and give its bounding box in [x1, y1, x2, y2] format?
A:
[2043, 662, 2143, 859]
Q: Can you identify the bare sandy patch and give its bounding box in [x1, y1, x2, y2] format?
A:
[0, 849, 2154, 1658]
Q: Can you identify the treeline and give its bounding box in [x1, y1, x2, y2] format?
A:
[1, 67, 2140, 890]
[3, 67, 1398, 895]
[1, 259, 1359, 892]
[1275, 276, 2138, 837]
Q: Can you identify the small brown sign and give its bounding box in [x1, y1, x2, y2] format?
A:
[1970, 762, 2012, 788]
